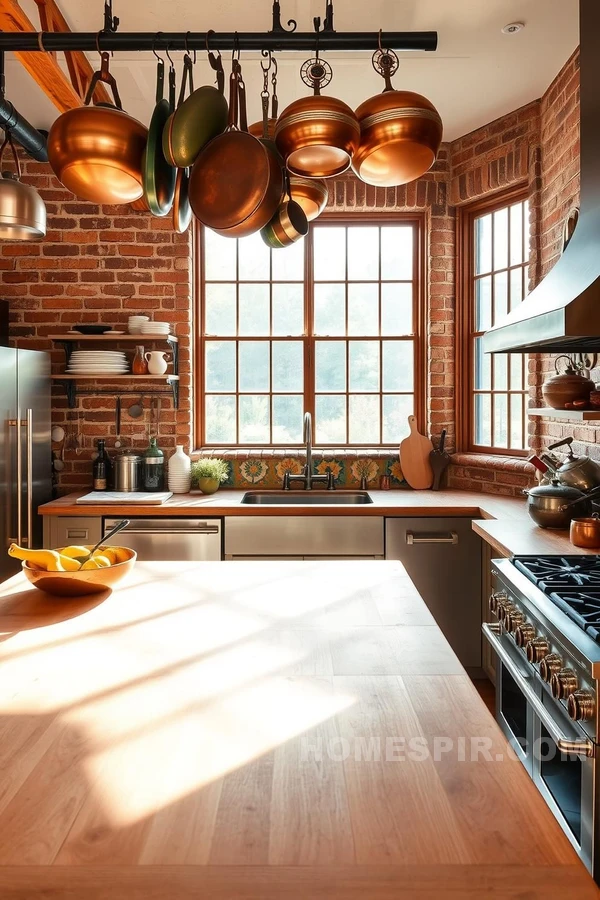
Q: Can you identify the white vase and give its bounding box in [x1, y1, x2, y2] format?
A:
[168, 445, 191, 493]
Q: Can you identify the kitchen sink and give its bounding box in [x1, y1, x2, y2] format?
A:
[241, 490, 373, 505]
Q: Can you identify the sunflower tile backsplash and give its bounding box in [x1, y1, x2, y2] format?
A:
[195, 452, 410, 489]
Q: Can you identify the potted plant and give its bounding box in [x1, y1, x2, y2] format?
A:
[191, 457, 229, 495]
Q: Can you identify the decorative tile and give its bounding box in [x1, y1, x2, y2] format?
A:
[350, 457, 379, 485]
[316, 459, 345, 481]
[239, 458, 269, 485]
[275, 457, 303, 481]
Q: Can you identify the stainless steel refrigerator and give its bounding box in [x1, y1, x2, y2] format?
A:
[0, 347, 51, 582]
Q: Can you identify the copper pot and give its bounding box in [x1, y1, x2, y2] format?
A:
[275, 57, 359, 179]
[48, 53, 148, 204]
[542, 355, 595, 409]
[289, 175, 328, 221]
[0, 134, 46, 240]
[261, 173, 308, 249]
[190, 62, 283, 238]
[352, 49, 442, 187]
[570, 516, 600, 549]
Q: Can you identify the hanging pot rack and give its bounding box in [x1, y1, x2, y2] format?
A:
[0, 0, 437, 54]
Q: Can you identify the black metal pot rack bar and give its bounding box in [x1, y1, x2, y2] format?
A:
[0, 31, 437, 53]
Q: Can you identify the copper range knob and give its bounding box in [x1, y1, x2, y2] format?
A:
[526, 638, 550, 663]
[499, 601, 516, 625]
[567, 690, 595, 721]
[504, 610, 525, 633]
[515, 623, 536, 647]
[489, 591, 507, 614]
[550, 668, 579, 700]
[539, 653, 563, 681]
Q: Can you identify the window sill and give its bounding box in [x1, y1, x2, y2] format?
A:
[192, 448, 398, 460]
[450, 452, 534, 475]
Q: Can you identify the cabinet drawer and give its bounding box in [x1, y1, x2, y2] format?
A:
[51, 517, 102, 548]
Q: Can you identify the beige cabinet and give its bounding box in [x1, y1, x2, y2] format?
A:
[44, 516, 102, 549]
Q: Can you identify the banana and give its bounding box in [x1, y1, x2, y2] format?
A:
[81, 556, 110, 570]
[91, 555, 111, 568]
[8, 544, 81, 572]
[61, 545, 91, 561]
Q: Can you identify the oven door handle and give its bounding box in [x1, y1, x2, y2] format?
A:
[482, 622, 595, 759]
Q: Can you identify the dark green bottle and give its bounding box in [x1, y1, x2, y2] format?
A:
[143, 436, 165, 492]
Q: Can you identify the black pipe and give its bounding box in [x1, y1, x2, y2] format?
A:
[0, 30, 438, 53]
[0, 99, 48, 161]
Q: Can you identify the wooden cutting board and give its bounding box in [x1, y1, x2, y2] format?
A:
[399, 415, 434, 490]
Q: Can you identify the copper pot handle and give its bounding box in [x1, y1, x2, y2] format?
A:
[238, 68, 249, 133]
[554, 354, 575, 375]
[84, 51, 122, 109]
[206, 31, 225, 95]
[0, 132, 21, 179]
[226, 64, 239, 131]
[177, 54, 194, 108]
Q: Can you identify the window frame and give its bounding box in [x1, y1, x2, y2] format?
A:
[456, 185, 530, 457]
[194, 212, 427, 450]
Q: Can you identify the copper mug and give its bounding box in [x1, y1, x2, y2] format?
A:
[570, 515, 600, 549]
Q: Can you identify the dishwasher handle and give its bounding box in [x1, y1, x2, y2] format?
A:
[104, 519, 220, 536]
[406, 531, 458, 545]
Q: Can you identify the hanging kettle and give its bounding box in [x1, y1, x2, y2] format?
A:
[352, 44, 443, 187]
[48, 52, 148, 204]
[275, 26, 359, 179]
[0, 133, 46, 240]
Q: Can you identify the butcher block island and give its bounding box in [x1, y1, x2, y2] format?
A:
[0, 561, 597, 899]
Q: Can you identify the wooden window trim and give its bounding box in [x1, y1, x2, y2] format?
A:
[456, 184, 529, 457]
[193, 212, 426, 450]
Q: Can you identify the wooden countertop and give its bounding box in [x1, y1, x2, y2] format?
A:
[0, 561, 597, 899]
[473, 519, 598, 558]
[39, 488, 526, 520]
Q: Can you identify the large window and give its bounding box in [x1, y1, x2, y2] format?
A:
[460, 191, 530, 454]
[197, 218, 423, 448]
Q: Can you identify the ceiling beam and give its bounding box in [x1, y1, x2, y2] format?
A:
[32, 0, 111, 104]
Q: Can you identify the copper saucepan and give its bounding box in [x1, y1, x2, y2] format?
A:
[48, 52, 148, 204]
[275, 54, 359, 179]
[352, 46, 443, 187]
[261, 172, 308, 249]
[189, 60, 283, 238]
[570, 516, 600, 549]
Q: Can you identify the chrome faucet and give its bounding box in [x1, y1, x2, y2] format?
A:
[283, 412, 334, 491]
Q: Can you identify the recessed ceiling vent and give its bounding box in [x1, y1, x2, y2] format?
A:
[483, 0, 600, 354]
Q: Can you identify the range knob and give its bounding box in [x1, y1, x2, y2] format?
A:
[515, 623, 536, 647]
[551, 668, 579, 700]
[526, 638, 550, 663]
[539, 653, 563, 681]
[489, 591, 508, 614]
[504, 610, 525, 633]
[499, 601, 516, 624]
[567, 690, 596, 721]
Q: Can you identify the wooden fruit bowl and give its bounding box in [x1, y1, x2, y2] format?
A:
[22, 547, 137, 597]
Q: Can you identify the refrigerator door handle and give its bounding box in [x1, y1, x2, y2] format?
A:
[15, 414, 22, 547]
[26, 408, 33, 550]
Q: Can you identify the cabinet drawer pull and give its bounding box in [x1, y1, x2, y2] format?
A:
[66, 529, 89, 540]
[406, 531, 458, 545]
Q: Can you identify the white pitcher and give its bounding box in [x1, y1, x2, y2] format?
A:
[144, 350, 171, 375]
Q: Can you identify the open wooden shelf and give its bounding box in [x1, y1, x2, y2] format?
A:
[52, 374, 179, 381]
[528, 407, 600, 421]
[49, 333, 178, 342]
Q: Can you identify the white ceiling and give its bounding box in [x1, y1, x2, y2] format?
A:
[10, 0, 579, 143]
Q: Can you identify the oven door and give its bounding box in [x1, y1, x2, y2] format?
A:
[487, 625, 535, 774]
[533, 690, 596, 872]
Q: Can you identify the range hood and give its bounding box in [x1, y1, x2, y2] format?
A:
[483, 0, 600, 355]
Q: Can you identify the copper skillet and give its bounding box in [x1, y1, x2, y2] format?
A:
[189, 60, 283, 238]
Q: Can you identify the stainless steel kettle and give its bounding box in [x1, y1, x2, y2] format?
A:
[547, 437, 600, 492]
[523, 478, 592, 529]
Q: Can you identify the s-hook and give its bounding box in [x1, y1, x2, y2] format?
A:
[103, 0, 119, 35]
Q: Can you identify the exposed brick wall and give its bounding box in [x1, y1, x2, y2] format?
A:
[447, 50, 581, 496]
[4, 155, 193, 493]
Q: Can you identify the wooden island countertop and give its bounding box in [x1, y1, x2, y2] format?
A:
[0, 560, 597, 899]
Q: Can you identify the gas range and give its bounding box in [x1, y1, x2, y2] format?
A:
[486, 555, 600, 877]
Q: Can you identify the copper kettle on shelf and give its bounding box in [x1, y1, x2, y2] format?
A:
[541, 355, 595, 410]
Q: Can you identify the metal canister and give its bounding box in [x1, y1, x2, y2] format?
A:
[114, 452, 143, 492]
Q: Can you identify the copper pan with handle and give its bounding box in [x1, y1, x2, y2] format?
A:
[189, 59, 283, 238]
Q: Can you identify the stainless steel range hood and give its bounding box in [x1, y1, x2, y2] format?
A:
[483, 0, 600, 355]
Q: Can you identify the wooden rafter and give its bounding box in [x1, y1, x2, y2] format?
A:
[0, 0, 110, 112]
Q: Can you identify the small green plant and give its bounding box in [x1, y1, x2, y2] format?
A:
[191, 457, 229, 486]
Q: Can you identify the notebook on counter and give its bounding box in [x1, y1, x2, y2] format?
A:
[76, 491, 173, 505]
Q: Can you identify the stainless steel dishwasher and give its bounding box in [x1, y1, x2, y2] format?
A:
[103, 518, 222, 561]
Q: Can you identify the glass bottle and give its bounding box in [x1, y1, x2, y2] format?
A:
[143, 436, 165, 492]
[132, 344, 148, 375]
[93, 439, 108, 491]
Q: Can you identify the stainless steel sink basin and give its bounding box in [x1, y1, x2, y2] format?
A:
[241, 490, 373, 505]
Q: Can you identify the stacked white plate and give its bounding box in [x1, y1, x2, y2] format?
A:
[67, 350, 129, 375]
[140, 321, 170, 335]
[128, 316, 149, 334]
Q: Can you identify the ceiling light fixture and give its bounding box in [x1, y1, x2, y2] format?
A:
[502, 22, 525, 35]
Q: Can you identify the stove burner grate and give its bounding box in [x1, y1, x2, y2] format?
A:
[514, 555, 600, 590]
[548, 590, 600, 642]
